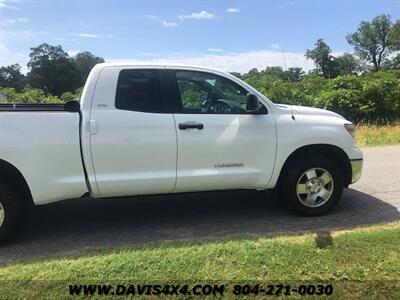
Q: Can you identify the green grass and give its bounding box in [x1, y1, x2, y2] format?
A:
[0, 222, 399, 299]
[356, 124, 400, 147]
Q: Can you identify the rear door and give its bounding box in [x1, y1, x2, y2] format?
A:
[168, 68, 277, 192]
[88, 67, 177, 197]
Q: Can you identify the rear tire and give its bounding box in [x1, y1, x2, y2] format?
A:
[280, 156, 343, 216]
[0, 183, 23, 244]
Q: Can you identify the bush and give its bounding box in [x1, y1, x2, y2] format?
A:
[15, 88, 62, 104]
[244, 70, 400, 123]
[60, 91, 77, 102]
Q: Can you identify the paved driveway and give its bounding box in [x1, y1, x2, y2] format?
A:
[0, 146, 399, 264]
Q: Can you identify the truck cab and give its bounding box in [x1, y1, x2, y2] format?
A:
[81, 65, 277, 197]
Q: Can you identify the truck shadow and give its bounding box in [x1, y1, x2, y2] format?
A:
[0, 188, 399, 264]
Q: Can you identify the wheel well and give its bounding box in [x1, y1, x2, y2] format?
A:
[278, 144, 352, 188]
[0, 159, 34, 208]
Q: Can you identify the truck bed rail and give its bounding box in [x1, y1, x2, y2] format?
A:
[0, 103, 66, 111]
[0, 101, 80, 112]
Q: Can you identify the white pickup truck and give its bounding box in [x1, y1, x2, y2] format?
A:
[0, 63, 363, 242]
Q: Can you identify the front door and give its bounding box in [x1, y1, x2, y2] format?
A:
[169, 69, 276, 192]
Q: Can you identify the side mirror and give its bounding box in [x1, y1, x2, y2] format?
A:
[64, 100, 80, 112]
[246, 93, 260, 112]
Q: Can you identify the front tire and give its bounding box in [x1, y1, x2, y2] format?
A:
[0, 183, 23, 244]
[280, 156, 343, 216]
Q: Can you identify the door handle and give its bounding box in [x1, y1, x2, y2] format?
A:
[178, 122, 204, 130]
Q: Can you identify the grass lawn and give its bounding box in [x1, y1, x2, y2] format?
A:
[0, 222, 399, 299]
[356, 124, 400, 147]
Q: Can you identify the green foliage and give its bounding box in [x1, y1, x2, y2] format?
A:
[27, 43, 80, 96]
[284, 67, 305, 81]
[14, 88, 63, 104]
[14, 88, 46, 103]
[73, 51, 105, 86]
[178, 81, 206, 108]
[382, 53, 400, 70]
[0, 85, 84, 104]
[333, 53, 360, 76]
[24, 43, 104, 97]
[388, 20, 400, 50]
[0, 87, 18, 102]
[243, 66, 304, 82]
[305, 39, 336, 78]
[318, 81, 368, 122]
[0, 64, 26, 91]
[306, 41, 360, 78]
[241, 68, 400, 123]
[229, 72, 242, 79]
[60, 89, 81, 102]
[0, 87, 64, 104]
[347, 14, 393, 70]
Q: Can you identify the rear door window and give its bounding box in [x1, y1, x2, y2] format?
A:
[115, 69, 163, 113]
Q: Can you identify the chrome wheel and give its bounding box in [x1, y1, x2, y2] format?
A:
[296, 167, 334, 208]
[0, 202, 4, 227]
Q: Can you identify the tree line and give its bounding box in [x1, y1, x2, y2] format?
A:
[234, 14, 400, 123]
[0, 44, 104, 98]
[0, 14, 399, 123]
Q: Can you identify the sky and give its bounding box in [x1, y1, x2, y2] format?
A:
[1, 0, 399, 74]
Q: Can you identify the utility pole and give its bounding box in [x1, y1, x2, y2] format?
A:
[281, 47, 287, 71]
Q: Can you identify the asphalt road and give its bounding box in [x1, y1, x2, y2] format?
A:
[0, 146, 399, 264]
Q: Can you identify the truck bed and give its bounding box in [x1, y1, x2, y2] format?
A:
[0, 110, 88, 204]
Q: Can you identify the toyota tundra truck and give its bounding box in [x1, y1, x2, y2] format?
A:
[0, 63, 363, 242]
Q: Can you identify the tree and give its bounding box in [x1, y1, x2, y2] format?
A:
[305, 39, 336, 78]
[229, 72, 242, 79]
[285, 67, 305, 81]
[263, 66, 285, 77]
[27, 43, 80, 96]
[346, 14, 392, 71]
[261, 66, 305, 81]
[242, 68, 260, 80]
[0, 64, 26, 90]
[382, 53, 400, 70]
[388, 20, 400, 50]
[73, 51, 104, 86]
[333, 53, 360, 75]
